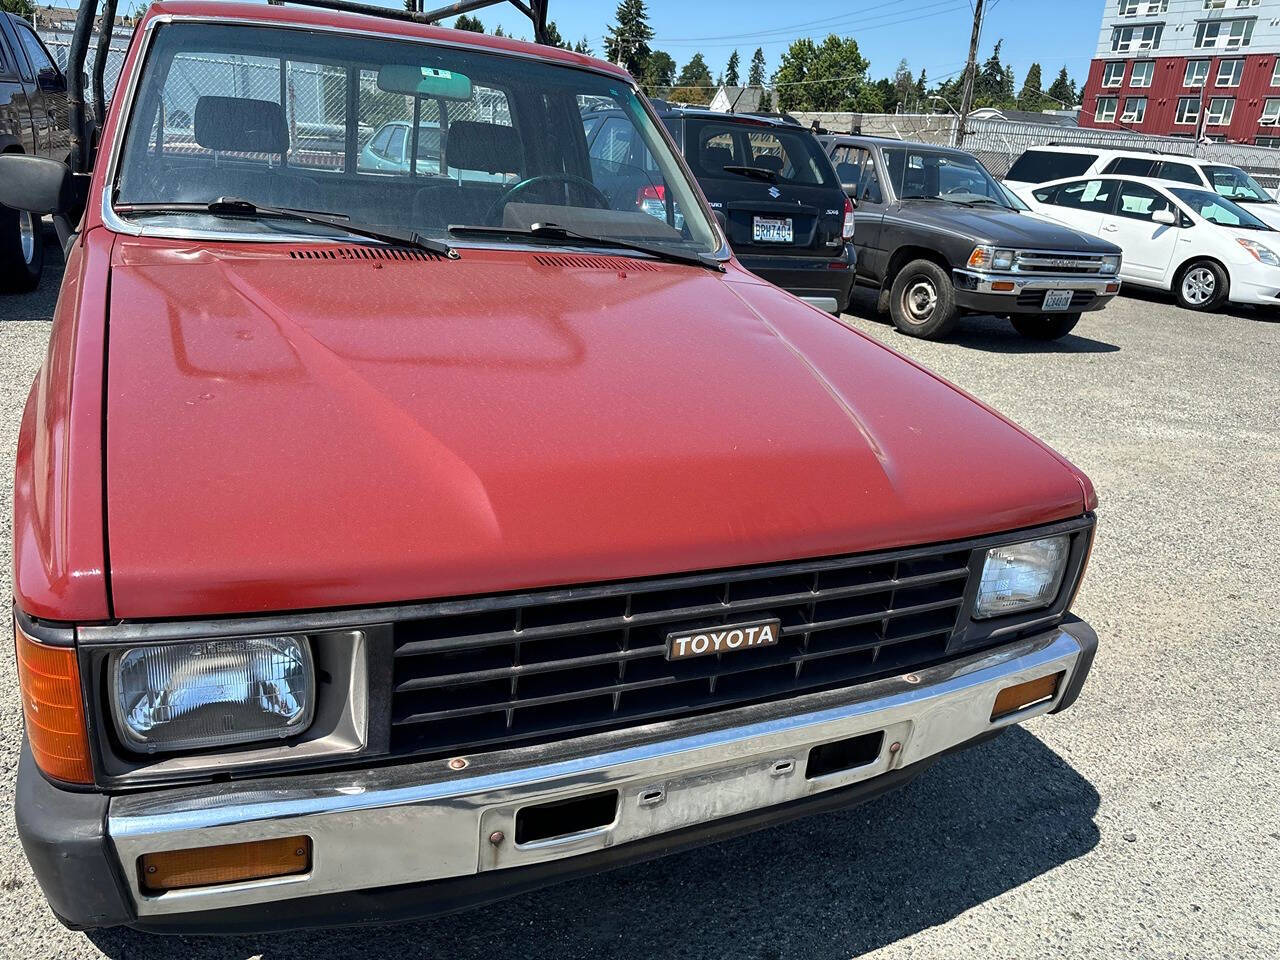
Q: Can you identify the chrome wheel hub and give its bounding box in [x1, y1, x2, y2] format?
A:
[1182, 267, 1215, 305]
[19, 211, 36, 265]
[904, 278, 937, 322]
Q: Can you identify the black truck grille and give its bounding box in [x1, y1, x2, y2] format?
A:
[390, 546, 972, 758]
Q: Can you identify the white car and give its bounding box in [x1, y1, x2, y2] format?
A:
[1005, 146, 1280, 230]
[1016, 174, 1280, 311]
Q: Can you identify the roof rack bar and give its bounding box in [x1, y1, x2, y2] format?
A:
[267, 0, 550, 44]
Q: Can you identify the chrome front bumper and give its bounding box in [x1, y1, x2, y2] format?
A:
[107, 627, 1089, 919]
[952, 268, 1120, 296]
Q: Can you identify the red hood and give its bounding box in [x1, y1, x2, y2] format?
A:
[105, 240, 1086, 618]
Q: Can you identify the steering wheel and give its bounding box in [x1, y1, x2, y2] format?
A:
[486, 174, 610, 223]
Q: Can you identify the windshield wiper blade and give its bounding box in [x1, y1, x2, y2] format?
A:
[118, 198, 460, 259]
[448, 222, 724, 272]
[902, 194, 974, 207]
[721, 164, 779, 183]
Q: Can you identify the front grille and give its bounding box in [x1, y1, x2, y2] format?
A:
[390, 546, 972, 758]
[1013, 250, 1108, 275]
[1016, 290, 1097, 308]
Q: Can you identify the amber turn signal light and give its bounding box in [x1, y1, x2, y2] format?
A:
[991, 281, 1015, 292]
[139, 836, 312, 893]
[991, 672, 1064, 721]
[14, 621, 93, 784]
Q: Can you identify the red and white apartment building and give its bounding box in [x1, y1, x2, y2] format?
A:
[1080, 0, 1280, 145]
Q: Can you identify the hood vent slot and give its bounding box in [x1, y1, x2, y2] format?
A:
[533, 253, 661, 272]
[289, 246, 445, 262]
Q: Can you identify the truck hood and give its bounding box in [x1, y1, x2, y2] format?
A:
[897, 200, 1122, 253]
[105, 240, 1087, 618]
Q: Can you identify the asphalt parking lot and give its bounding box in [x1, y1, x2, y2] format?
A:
[1, 230, 1278, 960]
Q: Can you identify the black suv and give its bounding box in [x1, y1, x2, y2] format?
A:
[585, 105, 855, 313]
[0, 11, 70, 292]
[818, 135, 1123, 340]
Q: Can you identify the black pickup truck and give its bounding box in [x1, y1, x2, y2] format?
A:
[818, 135, 1123, 340]
[0, 11, 69, 292]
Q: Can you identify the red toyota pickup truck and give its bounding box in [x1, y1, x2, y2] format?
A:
[4, 1, 1098, 934]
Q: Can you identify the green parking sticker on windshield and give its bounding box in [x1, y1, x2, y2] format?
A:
[378, 64, 474, 101]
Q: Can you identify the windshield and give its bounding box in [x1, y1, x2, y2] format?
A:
[882, 147, 1011, 207]
[1170, 187, 1270, 230]
[113, 23, 718, 255]
[1202, 165, 1274, 204]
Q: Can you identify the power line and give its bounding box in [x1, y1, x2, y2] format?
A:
[651, 0, 949, 44]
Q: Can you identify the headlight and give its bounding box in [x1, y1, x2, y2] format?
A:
[1236, 238, 1280, 266]
[974, 536, 1070, 619]
[112, 636, 314, 753]
[992, 248, 1015, 270]
[1100, 254, 1120, 275]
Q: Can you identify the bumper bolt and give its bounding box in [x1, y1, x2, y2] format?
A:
[295, 847, 307, 857]
[889, 741, 901, 754]
[904, 673, 921, 684]
[488, 830, 505, 846]
[448, 757, 469, 770]
[146, 865, 157, 874]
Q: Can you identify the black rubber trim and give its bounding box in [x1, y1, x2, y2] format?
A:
[14, 739, 136, 930]
[1051, 615, 1098, 714]
[13, 605, 76, 647]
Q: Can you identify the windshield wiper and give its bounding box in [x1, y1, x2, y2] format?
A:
[967, 197, 1013, 209]
[447, 222, 724, 272]
[117, 197, 460, 259]
[721, 165, 779, 183]
[901, 194, 974, 208]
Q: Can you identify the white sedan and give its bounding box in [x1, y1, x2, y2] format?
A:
[1008, 174, 1280, 312]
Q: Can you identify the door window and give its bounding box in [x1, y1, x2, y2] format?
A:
[590, 117, 634, 165]
[1050, 179, 1116, 214]
[1113, 181, 1175, 221]
[15, 24, 55, 77]
[1103, 157, 1156, 176]
[1155, 161, 1201, 184]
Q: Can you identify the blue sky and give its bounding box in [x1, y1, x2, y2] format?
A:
[381, 0, 1107, 89]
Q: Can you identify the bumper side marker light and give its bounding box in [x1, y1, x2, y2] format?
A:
[139, 836, 312, 893]
[991, 672, 1064, 721]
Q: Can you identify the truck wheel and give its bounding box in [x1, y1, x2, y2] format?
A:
[0, 206, 44, 294]
[888, 259, 957, 339]
[1011, 313, 1081, 340]
[1174, 259, 1228, 312]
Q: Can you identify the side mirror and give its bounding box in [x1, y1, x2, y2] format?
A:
[0, 155, 77, 215]
[1152, 208, 1177, 226]
[37, 67, 66, 93]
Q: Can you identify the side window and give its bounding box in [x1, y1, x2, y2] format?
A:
[698, 129, 739, 172]
[385, 125, 406, 163]
[1033, 185, 1058, 203]
[1052, 179, 1116, 213]
[0, 32, 12, 78]
[589, 117, 634, 165]
[1114, 181, 1174, 221]
[16, 24, 55, 76]
[369, 125, 392, 157]
[1156, 161, 1201, 185]
[860, 153, 884, 204]
[1103, 157, 1157, 176]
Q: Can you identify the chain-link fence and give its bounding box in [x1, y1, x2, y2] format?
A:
[39, 28, 131, 110]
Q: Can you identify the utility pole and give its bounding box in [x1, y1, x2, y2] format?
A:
[955, 0, 984, 148]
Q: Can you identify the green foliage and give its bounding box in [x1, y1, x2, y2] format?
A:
[1019, 62, 1044, 110]
[724, 49, 740, 87]
[758, 89, 773, 112]
[676, 53, 713, 89]
[452, 14, 484, 32]
[643, 50, 676, 89]
[1045, 66, 1077, 107]
[774, 35, 873, 112]
[543, 20, 568, 48]
[604, 0, 653, 75]
[748, 48, 767, 87]
[573, 36, 594, 56]
[668, 85, 711, 106]
[1, 0, 34, 18]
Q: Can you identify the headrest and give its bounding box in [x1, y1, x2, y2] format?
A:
[755, 154, 784, 173]
[194, 96, 288, 154]
[834, 161, 859, 184]
[445, 121, 522, 173]
[702, 145, 733, 169]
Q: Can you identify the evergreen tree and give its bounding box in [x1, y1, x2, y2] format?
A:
[1019, 63, 1044, 110]
[892, 59, 914, 111]
[452, 14, 484, 32]
[676, 53, 714, 90]
[748, 47, 767, 87]
[643, 51, 676, 89]
[916, 68, 927, 107]
[604, 0, 654, 76]
[759, 90, 774, 112]
[492, 25, 506, 38]
[725, 49, 741, 87]
[542, 20, 569, 48]
[976, 39, 1006, 107]
[573, 36, 594, 56]
[1046, 66, 1076, 106]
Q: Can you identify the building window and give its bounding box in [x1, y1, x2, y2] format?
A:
[1272, 60, 1280, 86]
[1121, 97, 1148, 123]
[1206, 97, 1235, 125]
[1119, 0, 1167, 12]
[1111, 23, 1164, 52]
[1195, 18, 1255, 49]
[1103, 62, 1126, 87]
[1095, 97, 1118, 122]
[1217, 60, 1244, 86]
[1261, 98, 1280, 125]
[1185, 60, 1210, 87]
[1202, 0, 1226, 8]
[1256, 136, 1280, 147]
[1235, 0, 1259, 7]
[1130, 61, 1155, 87]
[1175, 97, 1201, 125]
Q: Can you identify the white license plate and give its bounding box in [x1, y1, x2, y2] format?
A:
[1043, 289, 1074, 311]
[753, 217, 793, 243]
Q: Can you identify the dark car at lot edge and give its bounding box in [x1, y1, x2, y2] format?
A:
[4, 0, 1098, 935]
[818, 134, 1124, 340]
[0, 11, 70, 292]
[585, 104, 856, 313]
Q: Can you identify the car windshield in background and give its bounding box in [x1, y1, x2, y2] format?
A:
[686, 119, 836, 187]
[1170, 188, 1270, 230]
[882, 147, 1011, 207]
[112, 23, 718, 255]
[1203, 165, 1274, 205]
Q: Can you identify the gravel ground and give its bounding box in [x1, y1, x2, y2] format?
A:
[1, 231, 1277, 959]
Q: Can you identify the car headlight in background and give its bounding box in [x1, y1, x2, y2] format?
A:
[974, 536, 1070, 619]
[1236, 238, 1280, 266]
[1099, 254, 1120, 275]
[112, 636, 314, 753]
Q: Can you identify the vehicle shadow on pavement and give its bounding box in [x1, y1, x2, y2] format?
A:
[1115, 284, 1280, 324]
[85, 727, 1100, 960]
[843, 290, 1122, 354]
